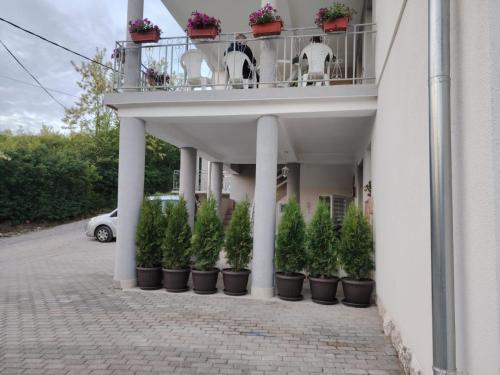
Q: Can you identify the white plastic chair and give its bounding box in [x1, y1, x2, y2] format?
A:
[224, 51, 256, 89]
[299, 43, 334, 86]
[181, 50, 211, 90]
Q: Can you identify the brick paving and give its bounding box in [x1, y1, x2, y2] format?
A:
[0, 220, 403, 375]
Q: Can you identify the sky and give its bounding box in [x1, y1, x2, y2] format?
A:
[0, 0, 184, 133]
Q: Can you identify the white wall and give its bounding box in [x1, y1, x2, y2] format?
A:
[300, 164, 353, 222]
[230, 164, 353, 222]
[373, 0, 500, 374]
[450, 0, 500, 373]
[371, 0, 433, 372]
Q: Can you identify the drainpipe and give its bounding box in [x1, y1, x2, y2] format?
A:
[428, 0, 457, 374]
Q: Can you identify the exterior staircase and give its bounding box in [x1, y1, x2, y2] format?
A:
[223, 200, 235, 228]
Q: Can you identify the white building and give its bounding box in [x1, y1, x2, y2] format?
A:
[104, 1, 500, 374]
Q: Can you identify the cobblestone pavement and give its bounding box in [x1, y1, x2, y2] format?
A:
[0, 220, 403, 375]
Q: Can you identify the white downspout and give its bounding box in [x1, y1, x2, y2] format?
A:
[428, 0, 457, 374]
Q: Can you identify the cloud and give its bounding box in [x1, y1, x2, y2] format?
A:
[0, 0, 182, 133]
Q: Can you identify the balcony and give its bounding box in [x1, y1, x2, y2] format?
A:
[111, 24, 376, 92]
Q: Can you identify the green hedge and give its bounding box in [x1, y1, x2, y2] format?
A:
[0, 128, 179, 224]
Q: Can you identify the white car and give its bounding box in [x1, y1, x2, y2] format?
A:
[86, 209, 118, 243]
[85, 195, 180, 243]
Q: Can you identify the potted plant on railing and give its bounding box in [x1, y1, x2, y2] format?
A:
[275, 197, 307, 301]
[306, 201, 339, 305]
[136, 199, 166, 290]
[190, 197, 224, 294]
[315, 3, 356, 33]
[249, 3, 283, 38]
[186, 11, 221, 40]
[145, 59, 170, 88]
[129, 18, 162, 43]
[338, 203, 375, 307]
[222, 199, 252, 296]
[162, 197, 192, 292]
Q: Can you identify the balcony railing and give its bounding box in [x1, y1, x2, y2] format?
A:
[112, 24, 375, 92]
[172, 170, 232, 193]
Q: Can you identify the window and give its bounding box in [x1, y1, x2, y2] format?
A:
[318, 195, 348, 225]
[110, 210, 118, 218]
[332, 198, 347, 225]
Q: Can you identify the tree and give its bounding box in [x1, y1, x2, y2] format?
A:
[338, 204, 374, 280]
[191, 197, 224, 270]
[306, 201, 337, 278]
[63, 49, 117, 134]
[275, 197, 306, 275]
[225, 199, 252, 271]
[136, 199, 166, 268]
[162, 197, 191, 269]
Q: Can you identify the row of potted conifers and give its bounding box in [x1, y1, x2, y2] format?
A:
[135, 195, 375, 307]
[136, 196, 253, 295]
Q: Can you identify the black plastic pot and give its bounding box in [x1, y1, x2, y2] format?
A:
[341, 278, 375, 307]
[136, 267, 163, 290]
[275, 272, 305, 301]
[191, 268, 219, 295]
[163, 268, 190, 292]
[222, 269, 251, 296]
[309, 276, 339, 305]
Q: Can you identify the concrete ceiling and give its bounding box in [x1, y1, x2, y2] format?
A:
[146, 115, 373, 165]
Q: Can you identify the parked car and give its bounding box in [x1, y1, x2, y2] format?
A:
[85, 195, 180, 243]
[86, 209, 118, 243]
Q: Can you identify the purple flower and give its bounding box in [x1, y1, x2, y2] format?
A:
[186, 10, 221, 32]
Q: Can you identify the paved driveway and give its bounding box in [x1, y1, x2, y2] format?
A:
[0, 220, 403, 375]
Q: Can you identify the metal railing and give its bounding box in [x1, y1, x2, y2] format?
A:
[112, 24, 376, 92]
[172, 170, 231, 193]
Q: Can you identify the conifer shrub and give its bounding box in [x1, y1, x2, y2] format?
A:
[191, 197, 224, 270]
[338, 203, 374, 280]
[136, 199, 166, 268]
[275, 197, 306, 275]
[224, 199, 252, 271]
[306, 201, 337, 278]
[162, 197, 191, 269]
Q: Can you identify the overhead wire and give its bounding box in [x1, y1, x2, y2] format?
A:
[0, 17, 116, 72]
[1, 39, 68, 110]
[0, 74, 79, 98]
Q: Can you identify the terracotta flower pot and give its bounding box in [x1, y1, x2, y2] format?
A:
[341, 278, 375, 307]
[136, 267, 163, 290]
[251, 20, 283, 38]
[222, 269, 250, 296]
[275, 272, 305, 301]
[323, 16, 350, 32]
[309, 276, 339, 305]
[191, 268, 219, 294]
[188, 26, 219, 40]
[130, 29, 161, 43]
[163, 268, 190, 292]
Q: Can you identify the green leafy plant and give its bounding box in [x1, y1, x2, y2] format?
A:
[315, 3, 356, 28]
[162, 197, 192, 269]
[338, 204, 374, 279]
[136, 199, 166, 268]
[191, 197, 224, 270]
[275, 197, 306, 275]
[306, 201, 337, 278]
[225, 199, 252, 271]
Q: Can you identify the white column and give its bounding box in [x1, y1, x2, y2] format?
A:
[124, 0, 144, 90]
[286, 163, 300, 203]
[179, 147, 197, 228]
[259, 0, 278, 88]
[252, 115, 279, 298]
[114, 118, 145, 289]
[210, 162, 224, 219]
